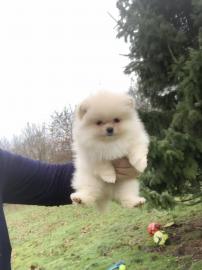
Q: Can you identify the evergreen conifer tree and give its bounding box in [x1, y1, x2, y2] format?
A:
[117, 0, 202, 207]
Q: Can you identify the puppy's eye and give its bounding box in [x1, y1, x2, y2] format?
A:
[96, 120, 103, 126]
[114, 118, 121, 123]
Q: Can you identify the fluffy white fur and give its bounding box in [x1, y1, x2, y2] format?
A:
[71, 91, 149, 210]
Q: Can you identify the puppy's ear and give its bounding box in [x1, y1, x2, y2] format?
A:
[126, 96, 135, 108]
[77, 101, 88, 119]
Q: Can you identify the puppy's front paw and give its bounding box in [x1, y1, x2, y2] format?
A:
[96, 163, 116, 184]
[101, 173, 116, 184]
[70, 192, 96, 206]
[129, 156, 147, 173]
[70, 193, 83, 205]
[135, 158, 147, 172]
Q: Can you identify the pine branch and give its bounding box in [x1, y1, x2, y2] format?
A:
[167, 44, 178, 63]
[107, 12, 119, 29]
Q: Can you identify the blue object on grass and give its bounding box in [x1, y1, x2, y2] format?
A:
[107, 260, 126, 270]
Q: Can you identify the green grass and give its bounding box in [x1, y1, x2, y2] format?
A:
[5, 203, 202, 270]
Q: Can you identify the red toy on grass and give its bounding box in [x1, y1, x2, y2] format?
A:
[147, 223, 161, 236]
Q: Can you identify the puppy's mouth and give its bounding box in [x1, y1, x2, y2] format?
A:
[103, 133, 117, 139]
[106, 133, 114, 137]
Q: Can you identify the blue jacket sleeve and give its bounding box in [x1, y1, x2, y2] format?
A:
[0, 149, 74, 206]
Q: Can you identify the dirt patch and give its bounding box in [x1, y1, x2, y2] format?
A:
[168, 218, 202, 260]
[145, 217, 202, 260]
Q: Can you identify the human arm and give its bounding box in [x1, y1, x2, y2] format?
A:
[0, 149, 74, 206]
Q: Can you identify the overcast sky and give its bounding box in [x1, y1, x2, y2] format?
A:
[0, 0, 131, 139]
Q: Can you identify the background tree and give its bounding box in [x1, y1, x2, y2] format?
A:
[12, 123, 51, 161]
[1, 107, 74, 163]
[49, 106, 73, 162]
[0, 137, 11, 151]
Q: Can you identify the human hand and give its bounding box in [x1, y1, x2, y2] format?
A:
[112, 157, 140, 181]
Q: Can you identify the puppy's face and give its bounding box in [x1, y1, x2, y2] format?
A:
[76, 92, 135, 142]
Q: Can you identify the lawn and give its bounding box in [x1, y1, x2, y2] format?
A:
[5, 202, 202, 270]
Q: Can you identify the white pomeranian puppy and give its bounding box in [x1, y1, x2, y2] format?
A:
[71, 91, 149, 210]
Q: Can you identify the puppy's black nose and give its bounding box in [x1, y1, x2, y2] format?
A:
[106, 127, 114, 135]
